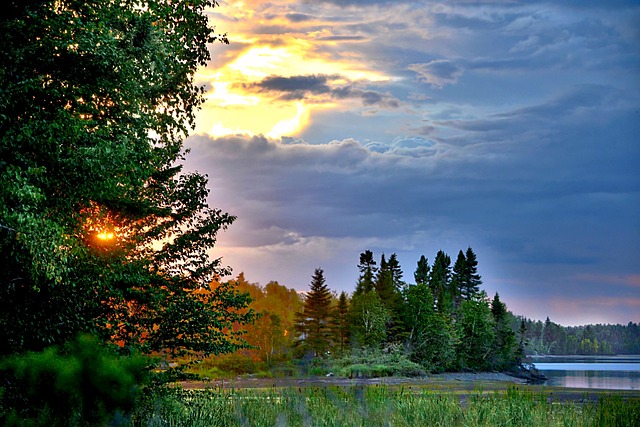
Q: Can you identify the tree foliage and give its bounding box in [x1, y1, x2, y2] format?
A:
[403, 283, 455, 372]
[349, 291, 390, 350]
[457, 293, 495, 371]
[0, 0, 253, 359]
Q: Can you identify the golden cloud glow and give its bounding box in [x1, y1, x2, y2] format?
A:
[267, 102, 310, 139]
[193, 3, 392, 140]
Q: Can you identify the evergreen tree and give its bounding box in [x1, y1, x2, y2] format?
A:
[354, 250, 377, 295]
[414, 255, 430, 286]
[387, 253, 404, 290]
[294, 268, 334, 358]
[490, 293, 517, 369]
[452, 247, 482, 303]
[375, 253, 392, 299]
[332, 292, 351, 354]
[451, 250, 466, 309]
[516, 320, 528, 364]
[430, 250, 452, 313]
[375, 253, 405, 341]
[464, 247, 483, 299]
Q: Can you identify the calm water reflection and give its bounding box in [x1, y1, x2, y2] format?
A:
[531, 355, 640, 390]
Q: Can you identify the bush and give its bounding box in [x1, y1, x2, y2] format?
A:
[0, 335, 149, 427]
[326, 349, 426, 378]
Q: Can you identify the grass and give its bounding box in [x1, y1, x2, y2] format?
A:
[132, 385, 640, 427]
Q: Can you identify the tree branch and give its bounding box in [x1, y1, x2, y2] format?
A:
[0, 223, 18, 233]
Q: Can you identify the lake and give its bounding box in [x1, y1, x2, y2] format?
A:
[530, 355, 640, 390]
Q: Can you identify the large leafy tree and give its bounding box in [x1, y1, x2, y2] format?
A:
[456, 292, 495, 370]
[0, 0, 253, 358]
[403, 283, 455, 372]
[348, 291, 390, 350]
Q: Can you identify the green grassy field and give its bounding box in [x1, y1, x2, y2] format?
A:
[133, 384, 640, 426]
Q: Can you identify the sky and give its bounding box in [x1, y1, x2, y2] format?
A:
[183, 0, 639, 326]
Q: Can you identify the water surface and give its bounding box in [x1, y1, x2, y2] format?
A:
[531, 355, 640, 390]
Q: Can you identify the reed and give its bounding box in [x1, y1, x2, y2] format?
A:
[133, 385, 639, 427]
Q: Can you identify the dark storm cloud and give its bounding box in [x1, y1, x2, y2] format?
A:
[285, 12, 315, 22]
[245, 74, 403, 108]
[251, 75, 333, 95]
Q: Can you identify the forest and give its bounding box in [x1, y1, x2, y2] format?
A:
[194, 248, 640, 379]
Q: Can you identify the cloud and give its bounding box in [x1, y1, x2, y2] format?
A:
[409, 60, 465, 88]
[189, 0, 640, 325]
[244, 74, 403, 108]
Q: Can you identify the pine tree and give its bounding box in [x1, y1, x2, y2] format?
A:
[490, 293, 517, 369]
[453, 247, 483, 303]
[375, 254, 395, 306]
[354, 250, 377, 295]
[463, 247, 482, 299]
[294, 268, 334, 358]
[430, 250, 452, 313]
[332, 291, 351, 354]
[451, 250, 467, 309]
[375, 253, 405, 340]
[387, 253, 404, 290]
[414, 255, 430, 286]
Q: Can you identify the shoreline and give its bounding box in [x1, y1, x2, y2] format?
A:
[180, 371, 528, 390]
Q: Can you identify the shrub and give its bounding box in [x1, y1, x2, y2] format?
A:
[0, 335, 149, 427]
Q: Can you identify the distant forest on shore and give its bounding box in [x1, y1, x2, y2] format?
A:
[195, 248, 640, 378]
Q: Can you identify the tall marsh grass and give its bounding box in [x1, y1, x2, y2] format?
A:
[133, 385, 639, 427]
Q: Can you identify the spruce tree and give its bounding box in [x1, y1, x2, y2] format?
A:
[463, 247, 482, 299]
[294, 268, 334, 357]
[332, 291, 351, 354]
[414, 255, 430, 286]
[430, 250, 452, 313]
[453, 247, 483, 303]
[490, 293, 517, 369]
[451, 250, 467, 309]
[375, 254, 394, 305]
[354, 250, 377, 295]
[375, 253, 405, 340]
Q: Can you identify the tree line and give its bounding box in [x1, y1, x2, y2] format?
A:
[291, 248, 519, 373]
[204, 249, 640, 377]
[514, 316, 640, 356]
